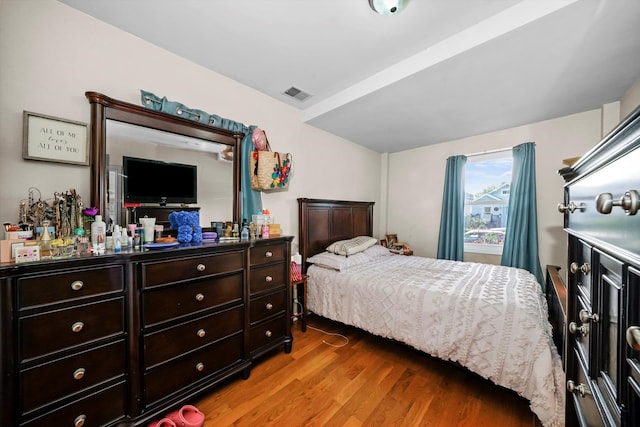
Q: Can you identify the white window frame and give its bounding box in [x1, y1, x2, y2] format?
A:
[464, 150, 512, 256]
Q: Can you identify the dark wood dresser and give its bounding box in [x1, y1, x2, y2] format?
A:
[0, 237, 292, 426]
[557, 105, 640, 426]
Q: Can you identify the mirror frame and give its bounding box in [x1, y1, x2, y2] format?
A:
[86, 91, 242, 222]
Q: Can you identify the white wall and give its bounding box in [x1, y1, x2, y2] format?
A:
[386, 77, 640, 273]
[386, 109, 602, 274]
[0, 0, 382, 253]
[621, 79, 640, 119]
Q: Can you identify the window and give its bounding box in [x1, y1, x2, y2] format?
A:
[464, 150, 513, 255]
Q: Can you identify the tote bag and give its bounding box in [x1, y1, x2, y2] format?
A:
[250, 139, 292, 191]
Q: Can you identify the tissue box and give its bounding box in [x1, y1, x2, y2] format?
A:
[1, 239, 27, 263]
[268, 224, 281, 236]
[15, 245, 40, 263]
[4, 230, 33, 240]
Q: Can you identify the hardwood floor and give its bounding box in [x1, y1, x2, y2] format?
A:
[195, 316, 538, 426]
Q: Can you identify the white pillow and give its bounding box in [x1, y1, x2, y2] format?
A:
[307, 251, 371, 271]
[363, 244, 392, 258]
[326, 236, 378, 256]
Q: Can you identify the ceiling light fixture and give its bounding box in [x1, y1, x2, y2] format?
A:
[369, 0, 409, 16]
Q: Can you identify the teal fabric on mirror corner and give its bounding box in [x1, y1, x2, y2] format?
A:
[140, 89, 164, 111]
[140, 90, 211, 124]
[437, 155, 467, 261]
[224, 122, 263, 221]
[501, 142, 545, 288]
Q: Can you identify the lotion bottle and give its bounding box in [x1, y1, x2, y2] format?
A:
[113, 225, 122, 253]
[91, 215, 106, 253]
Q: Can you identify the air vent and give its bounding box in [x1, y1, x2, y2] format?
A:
[284, 86, 311, 102]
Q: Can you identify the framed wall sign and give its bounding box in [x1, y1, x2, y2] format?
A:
[23, 111, 89, 166]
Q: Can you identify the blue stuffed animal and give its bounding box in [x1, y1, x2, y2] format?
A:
[168, 211, 202, 244]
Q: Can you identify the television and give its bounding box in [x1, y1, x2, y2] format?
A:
[122, 156, 197, 205]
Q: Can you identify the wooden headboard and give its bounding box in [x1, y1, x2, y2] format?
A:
[297, 198, 375, 273]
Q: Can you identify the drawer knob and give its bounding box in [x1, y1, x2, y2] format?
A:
[596, 190, 640, 215]
[70, 280, 84, 291]
[570, 262, 590, 275]
[569, 321, 589, 337]
[73, 368, 86, 380]
[74, 415, 86, 427]
[196, 263, 206, 272]
[579, 309, 599, 324]
[195, 293, 205, 302]
[265, 251, 273, 258]
[196, 362, 204, 372]
[567, 380, 591, 397]
[71, 322, 84, 333]
[626, 326, 640, 351]
[265, 330, 272, 337]
[265, 275, 273, 282]
[197, 328, 206, 338]
[266, 302, 273, 310]
[558, 202, 585, 214]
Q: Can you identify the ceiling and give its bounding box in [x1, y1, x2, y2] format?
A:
[58, 0, 640, 153]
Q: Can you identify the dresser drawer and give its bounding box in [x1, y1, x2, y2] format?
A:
[249, 315, 286, 352]
[145, 306, 243, 368]
[567, 144, 640, 255]
[569, 351, 601, 427]
[21, 380, 126, 427]
[21, 340, 126, 415]
[250, 242, 286, 266]
[144, 333, 243, 405]
[249, 264, 286, 295]
[20, 297, 125, 362]
[141, 251, 244, 288]
[250, 290, 286, 325]
[143, 273, 243, 327]
[17, 265, 124, 310]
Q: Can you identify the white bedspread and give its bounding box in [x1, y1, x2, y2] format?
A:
[307, 255, 565, 427]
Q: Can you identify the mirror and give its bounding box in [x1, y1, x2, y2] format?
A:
[87, 92, 242, 228]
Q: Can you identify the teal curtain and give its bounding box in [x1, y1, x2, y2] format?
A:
[437, 155, 467, 261]
[211, 118, 262, 221]
[501, 142, 544, 288]
[240, 128, 262, 222]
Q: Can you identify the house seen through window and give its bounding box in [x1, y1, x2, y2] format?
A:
[464, 150, 513, 255]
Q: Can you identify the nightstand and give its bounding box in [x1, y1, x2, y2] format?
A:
[291, 274, 307, 332]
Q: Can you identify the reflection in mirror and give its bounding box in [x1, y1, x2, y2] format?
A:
[106, 120, 234, 226]
[86, 91, 241, 231]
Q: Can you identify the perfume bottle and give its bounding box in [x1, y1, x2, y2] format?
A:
[39, 219, 52, 255]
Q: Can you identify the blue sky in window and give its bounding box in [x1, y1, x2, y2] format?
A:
[465, 158, 513, 195]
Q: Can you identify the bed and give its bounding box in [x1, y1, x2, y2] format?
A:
[297, 198, 565, 427]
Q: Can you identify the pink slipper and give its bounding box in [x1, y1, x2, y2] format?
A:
[148, 418, 177, 427]
[165, 405, 205, 427]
